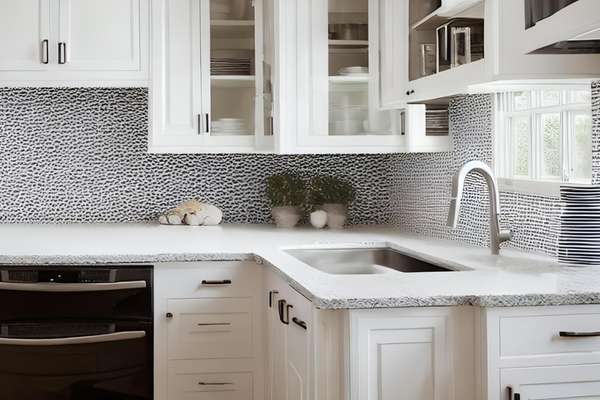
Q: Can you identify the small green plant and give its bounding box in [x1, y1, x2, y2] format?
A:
[309, 175, 355, 205]
[266, 173, 306, 207]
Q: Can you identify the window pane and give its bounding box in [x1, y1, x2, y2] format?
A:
[572, 113, 592, 182]
[512, 116, 530, 177]
[541, 90, 561, 107]
[541, 113, 561, 179]
[570, 90, 592, 104]
[513, 91, 531, 111]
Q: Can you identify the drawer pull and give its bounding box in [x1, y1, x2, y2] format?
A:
[269, 290, 279, 308]
[559, 331, 600, 338]
[292, 317, 307, 330]
[278, 299, 292, 325]
[198, 382, 233, 386]
[197, 322, 231, 327]
[201, 280, 232, 285]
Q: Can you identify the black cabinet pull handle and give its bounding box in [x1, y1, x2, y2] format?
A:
[278, 299, 292, 325]
[166, 312, 173, 319]
[41, 39, 49, 64]
[560, 331, 600, 337]
[201, 279, 232, 285]
[292, 317, 307, 330]
[58, 42, 67, 64]
[268, 290, 279, 308]
[198, 382, 233, 386]
[205, 113, 210, 133]
[507, 386, 520, 400]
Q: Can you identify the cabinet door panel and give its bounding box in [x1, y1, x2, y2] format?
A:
[0, 0, 50, 70]
[58, 0, 143, 71]
[501, 364, 600, 400]
[352, 312, 450, 400]
[151, 0, 204, 142]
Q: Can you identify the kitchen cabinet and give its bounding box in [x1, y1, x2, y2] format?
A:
[483, 305, 600, 400]
[265, 268, 313, 400]
[150, 0, 276, 153]
[0, 0, 148, 86]
[0, 0, 51, 72]
[380, 0, 600, 106]
[521, 0, 600, 54]
[349, 307, 476, 400]
[285, 0, 410, 154]
[154, 262, 265, 400]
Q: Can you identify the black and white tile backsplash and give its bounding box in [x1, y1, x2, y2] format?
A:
[0, 82, 598, 257]
[0, 88, 393, 225]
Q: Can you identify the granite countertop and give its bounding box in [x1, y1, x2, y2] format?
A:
[0, 223, 599, 309]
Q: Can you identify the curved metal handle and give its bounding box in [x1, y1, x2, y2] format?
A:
[278, 299, 292, 325]
[58, 42, 67, 64]
[198, 382, 233, 386]
[0, 331, 146, 346]
[0, 281, 147, 292]
[560, 331, 600, 338]
[201, 280, 232, 286]
[292, 317, 307, 330]
[41, 39, 49, 64]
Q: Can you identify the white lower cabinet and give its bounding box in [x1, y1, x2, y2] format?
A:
[156, 264, 600, 400]
[349, 307, 476, 400]
[484, 305, 600, 400]
[265, 268, 312, 400]
[155, 262, 265, 400]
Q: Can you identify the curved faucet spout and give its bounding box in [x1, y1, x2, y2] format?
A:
[447, 161, 511, 255]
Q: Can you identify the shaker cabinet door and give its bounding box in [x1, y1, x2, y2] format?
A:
[57, 0, 146, 72]
[0, 0, 51, 71]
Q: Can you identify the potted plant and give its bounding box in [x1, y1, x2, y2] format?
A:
[266, 173, 305, 228]
[309, 176, 355, 229]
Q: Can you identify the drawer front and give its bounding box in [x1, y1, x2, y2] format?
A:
[500, 312, 600, 358]
[157, 262, 261, 298]
[169, 371, 252, 400]
[168, 298, 253, 360]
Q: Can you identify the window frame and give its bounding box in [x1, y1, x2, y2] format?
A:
[494, 88, 592, 197]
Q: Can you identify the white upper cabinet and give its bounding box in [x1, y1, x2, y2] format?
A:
[285, 0, 408, 154]
[0, 0, 148, 86]
[57, 0, 145, 75]
[0, 0, 51, 72]
[381, 0, 600, 106]
[150, 0, 275, 153]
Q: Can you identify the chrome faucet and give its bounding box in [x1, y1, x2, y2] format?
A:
[447, 160, 512, 255]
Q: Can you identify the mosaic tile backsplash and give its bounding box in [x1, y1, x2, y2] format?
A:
[0, 82, 597, 257]
[391, 82, 599, 256]
[0, 88, 393, 225]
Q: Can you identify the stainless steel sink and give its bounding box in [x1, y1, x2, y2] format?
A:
[285, 247, 453, 275]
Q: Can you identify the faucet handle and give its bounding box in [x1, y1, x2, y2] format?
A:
[498, 229, 512, 243]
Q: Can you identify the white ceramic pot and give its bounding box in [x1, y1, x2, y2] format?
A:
[321, 203, 348, 215]
[310, 210, 328, 229]
[272, 206, 301, 229]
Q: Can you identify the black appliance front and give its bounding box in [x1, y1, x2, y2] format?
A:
[0, 265, 153, 400]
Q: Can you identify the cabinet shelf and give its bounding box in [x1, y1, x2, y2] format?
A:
[329, 75, 369, 83]
[329, 40, 369, 46]
[211, 75, 256, 88]
[211, 19, 255, 27]
[410, 0, 484, 30]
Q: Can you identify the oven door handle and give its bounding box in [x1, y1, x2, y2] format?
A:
[0, 281, 147, 292]
[0, 331, 146, 346]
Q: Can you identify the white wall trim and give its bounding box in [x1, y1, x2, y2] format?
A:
[498, 178, 560, 198]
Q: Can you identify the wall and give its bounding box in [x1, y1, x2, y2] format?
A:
[391, 82, 600, 256]
[0, 88, 394, 225]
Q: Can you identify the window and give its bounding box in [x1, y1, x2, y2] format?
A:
[495, 88, 592, 195]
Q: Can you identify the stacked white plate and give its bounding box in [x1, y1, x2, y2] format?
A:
[211, 118, 251, 136]
[337, 66, 369, 76]
[211, 58, 252, 76]
[558, 185, 600, 266]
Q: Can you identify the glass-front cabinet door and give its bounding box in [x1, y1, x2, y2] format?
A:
[151, 0, 273, 153]
[296, 0, 405, 153]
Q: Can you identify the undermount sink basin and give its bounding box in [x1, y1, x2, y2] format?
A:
[285, 247, 454, 275]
